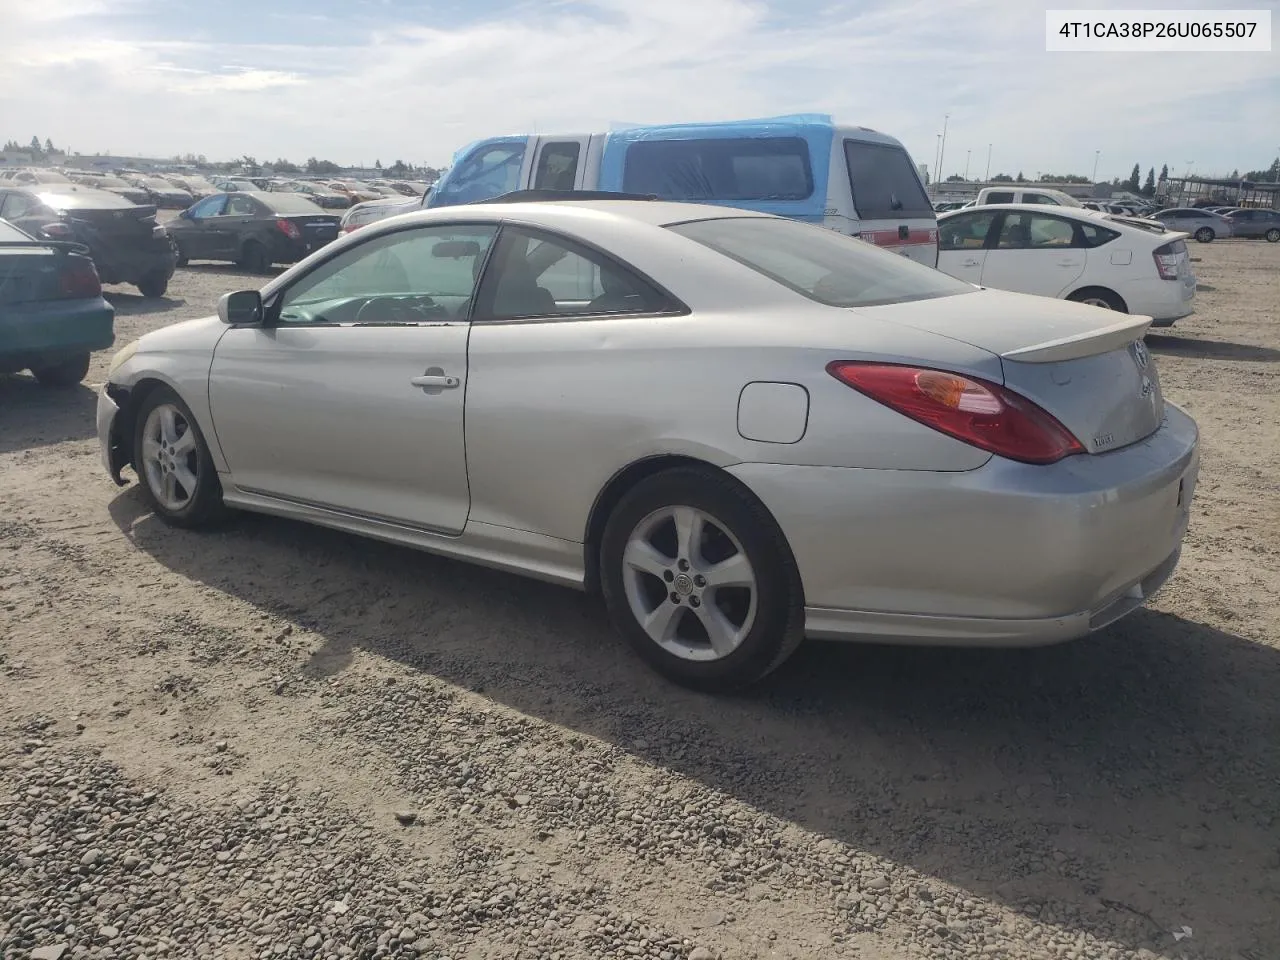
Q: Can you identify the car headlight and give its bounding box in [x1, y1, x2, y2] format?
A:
[108, 339, 139, 377]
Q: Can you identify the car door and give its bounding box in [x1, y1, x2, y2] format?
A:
[217, 193, 263, 258]
[208, 222, 499, 535]
[979, 211, 1086, 297]
[169, 194, 227, 259]
[935, 210, 998, 285]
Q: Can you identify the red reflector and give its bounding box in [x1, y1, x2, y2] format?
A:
[58, 258, 103, 299]
[276, 218, 301, 240]
[827, 362, 1085, 465]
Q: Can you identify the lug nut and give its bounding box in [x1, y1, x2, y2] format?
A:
[669, 592, 680, 604]
[663, 570, 674, 583]
[690, 597, 701, 608]
[693, 575, 706, 588]
[678, 559, 690, 572]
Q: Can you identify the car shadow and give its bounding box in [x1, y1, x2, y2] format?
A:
[108, 490, 1280, 958]
[0, 376, 98, 453]
[181, 263, 284, 279]
[1145, 333, 1280, 363]
[105, 290, 189, 316]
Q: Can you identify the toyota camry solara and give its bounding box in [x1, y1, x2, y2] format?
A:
[98, 199, 1199, 691]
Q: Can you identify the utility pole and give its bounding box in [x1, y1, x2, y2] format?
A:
[984, 143, 992, 181]
[964, 149, 971, 181]
[938, 114, 949, 183]
[1091, 150, 1100, 182]
[933, 133, 941, 187]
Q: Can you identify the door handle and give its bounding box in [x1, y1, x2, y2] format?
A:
[410, 375, 459, 389]
[962, 258, 981, 267]
[1056, 260, 1078, 267]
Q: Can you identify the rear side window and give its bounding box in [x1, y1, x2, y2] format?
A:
[669, 216, 972, 308]
[1078, 222, 1120, 247]
[533, 142, 581, 191]
[622, 137, 814, 202]
[843, 140, 932, 220]
[0, 193, 38, 219]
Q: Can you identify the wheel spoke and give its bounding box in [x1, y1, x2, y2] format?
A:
[159, 406, 180, 445]
[672, 506, 705, 566]
[171, 429, 196, 456]
[173, 463, 198, 499]
[624, 538, 671, 579]
[702, 552, 753, 589]
[140, 436, 162, 463]
[694, 604, 741, 657]
[162, 472, 179, 505]
[641, 601, 684, 643]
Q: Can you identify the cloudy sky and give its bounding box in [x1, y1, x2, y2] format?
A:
[1, 0, 1276, 178]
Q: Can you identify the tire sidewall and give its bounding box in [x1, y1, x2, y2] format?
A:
[1069, 288, 1125, 312]
[599, 469, 802, 691]
[132, 387, 222, 525]
[1266, 229, 1280, 243]
[1195, 227, 1214, 243]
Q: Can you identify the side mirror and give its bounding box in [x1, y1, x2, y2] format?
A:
[218, 289, 263, 326]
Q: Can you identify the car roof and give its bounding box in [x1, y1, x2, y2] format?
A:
[413, 199, 773, 229]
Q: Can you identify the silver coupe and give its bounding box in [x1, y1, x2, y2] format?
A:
[98, 199, 1199, 690]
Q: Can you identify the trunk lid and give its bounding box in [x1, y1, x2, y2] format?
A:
[0, 247, 61, 304]
[68, 204, 159, 246]
[291, 214, 340, 244]
[855, 288, 1164, 454]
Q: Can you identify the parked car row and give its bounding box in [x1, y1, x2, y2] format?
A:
[164, 191, 341, 272]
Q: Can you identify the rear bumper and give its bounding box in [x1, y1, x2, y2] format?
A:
[0, 297, 115, 370]
[729, 403, 1199, 646]
[1114, 276, 1195, 324]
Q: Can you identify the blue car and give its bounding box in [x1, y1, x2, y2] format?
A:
[0, 218, 115, 387]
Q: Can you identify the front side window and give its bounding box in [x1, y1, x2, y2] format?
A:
[188, 196, 226, 219]
[984, 191, 1015, 204]
[476, 226, 674, 321]
[1023, 193, 1060, 205]
[430, 141, 527, 207]
[622, 137, 814, 202]
[533, 142, 581, 191]
[843, 140, 933, 219]
[939, 211, 997, 250]
[226, 195, 259, 216]
[277, 224, 498, 325]
[669, 216, 972, 308]
[994, 213, 1078, 249]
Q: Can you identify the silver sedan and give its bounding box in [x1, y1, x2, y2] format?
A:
[98, 199, 1199, 690]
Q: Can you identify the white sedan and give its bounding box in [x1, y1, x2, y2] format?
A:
[936, 204, 1197, 327]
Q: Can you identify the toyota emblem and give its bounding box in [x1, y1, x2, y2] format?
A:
[1131, 340, 1149, 370]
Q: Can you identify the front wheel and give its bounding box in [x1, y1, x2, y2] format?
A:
[599, 467, 804, 692]
[31, 352, 91, 388]
[1194, 227, 1215, 243]
[1265, 228, 1280, 243]
[132, 387, 227, 528]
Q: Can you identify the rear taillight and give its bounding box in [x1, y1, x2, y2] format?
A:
[276, 218, 301, 240]
[41, 222, 75, 240]
[827, 362, 1085, 465]
[1152, 240, 1181, 280]
[58, 258, 103, 299]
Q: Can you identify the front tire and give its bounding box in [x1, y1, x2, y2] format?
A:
[1266, 228, 1280, 243]
[31, 352, 91, 388]
[131, 386, 226, 528]
[599, 467, 804, 692]
[1194, 227, 1215, 243]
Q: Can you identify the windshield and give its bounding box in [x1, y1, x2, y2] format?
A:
[37, 188, 137, 210]
[94, 176, 131, 188]
[142, 178, 177, 189]
[669, 216, 972, 308]
[428, 141, 527, 207]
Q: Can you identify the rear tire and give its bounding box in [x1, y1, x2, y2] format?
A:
[1194, 227, 1215, 243]
[31, 352, 91, 388]
[136, 271, 170, 298]
[131, 386, 227, 528]
[240, 241, 271, 274]
[599, 467, 804, 692]
[1266, 228, 1280, 243]
[1067, 287, 1127, 312]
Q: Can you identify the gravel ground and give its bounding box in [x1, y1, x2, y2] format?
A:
[2, 241, 1278, 960]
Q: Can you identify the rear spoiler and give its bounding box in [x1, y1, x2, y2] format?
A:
[1001, 313, 1153, 364]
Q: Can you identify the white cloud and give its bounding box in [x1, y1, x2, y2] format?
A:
[0, 0, 1275, 176]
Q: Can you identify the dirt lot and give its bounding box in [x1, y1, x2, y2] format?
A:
[2, 241, 1278, 960]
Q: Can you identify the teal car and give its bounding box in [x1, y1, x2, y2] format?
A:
[0, 218, 115, 387]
